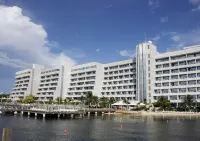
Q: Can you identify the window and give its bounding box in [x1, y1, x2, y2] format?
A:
[148, 79, 151, 84]
[162, 89, 169, 93]
[188, 73, 196, 78]
[148, 54, 150, 58]
[188, 80, 196, 85]
[148, 60, 150, 65]
[163, 64, 169, 68]
[163, 70, 170, 74]
[179, 88, 186, 93]
[171, 82, 178, 86]
[162, 82, 169, 87]
[148, 73, 150, 77]
[163, 76, 169, 80]
[188, 67, 196, 71]
[171, 75, 178, 80]
[148, 67, 150, 71]
[149, 86, 151, 90]
[179, 81, 187, 85]
[179, 61, 186, 66]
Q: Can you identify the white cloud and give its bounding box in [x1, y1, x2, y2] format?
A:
[0, 52, 30, 68]
[171, 35, 180, 41]
[192, 5, 200, 11]
[160, 16, 168, 23]
[161, 31, 176, 36]
[119, 50, 135, 58]
[170, 29, 200, 44]
[96, 49, 100, 52]
[189, 0, 200, 11]
[151, 35, 160, 41]
[0, 5, 76, 69]
[168, 28, 200, 51]
[148, 0, 159, 11]
[149, 31, 177, 43]
[189, 0, 200, 5]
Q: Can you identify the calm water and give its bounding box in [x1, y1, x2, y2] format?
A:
[0, 115, 200, 141]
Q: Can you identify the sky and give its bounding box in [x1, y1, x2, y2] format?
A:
[0, 0, 200, 92]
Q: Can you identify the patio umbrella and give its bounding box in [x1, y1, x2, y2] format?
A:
[111, 101, 127, 106]
[139, 103, 145, 106]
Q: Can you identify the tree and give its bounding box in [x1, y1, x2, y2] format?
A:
[63, 98, 71, 105]
[23, 95, 35, 104]
[123, 99, 130, 104]
[48, 98, 53, 104]
[92, 96, 99, 108]
[109, 97, 116, 108]
[85, 92, 93, 107]
[55, 97, 63, 104]
[99, 97, 109, 108]
[0, 94, 10, 98]
[80, 95, 85, 104]
[154, 96, 171, 111]
[109, 97, 116, 104]
[182, 95, 194, 111]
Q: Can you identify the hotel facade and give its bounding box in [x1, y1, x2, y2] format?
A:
[10, 42, 200, 104]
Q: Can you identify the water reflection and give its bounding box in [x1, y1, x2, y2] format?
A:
[0, 115, 200, 141]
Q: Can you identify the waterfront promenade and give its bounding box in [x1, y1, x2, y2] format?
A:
[0, 103, 115, 119]
[115, 110, 200, 116]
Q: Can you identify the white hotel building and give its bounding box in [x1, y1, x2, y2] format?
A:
[10, 42, 200, 104]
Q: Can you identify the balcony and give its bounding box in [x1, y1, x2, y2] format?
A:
[171, 69, 179, 73]
[162, 90, 169, 93]
[171, 76, 178, 80]
[188, 67, 196, 72]
[156, 65, 162, 69]
[180, 75, 187, 79]
[179, 88, 186, 93]
[179, 81, 187, 85]
[155, 84, 161, 87]
[188, 81, 196, 85]
[188, 87, 196, 92]
[171, 89, 179, 93]
[171, 55, 186, 60]
[171, 63, 178, 67]
[179, 61, 186, 66]
[188, 60, 196, 65]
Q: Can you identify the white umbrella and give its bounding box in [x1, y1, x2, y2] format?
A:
[139, 103, 145, 106]
[111, 101, 127, 106]
[72, 100, 81, 103]
[128, 101, 139, 106]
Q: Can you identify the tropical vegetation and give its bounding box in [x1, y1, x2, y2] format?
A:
[181, 95, 195, 111]
[153, 96, 171, 111]
[23, 95, 36, 104]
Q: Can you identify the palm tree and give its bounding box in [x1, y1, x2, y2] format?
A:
[48, 98, 53, 104]
[123, 99, 130, 104]
[85, 92, 93, 107]
[92, 96, 99, 108]
[108, 97, 116, 108]
[55, 97, 63, 104]
[182, 95, 194, 111]
[63, 98, 68, 105]
[99, 97, 109, 108]
[80, 95, 85, 104]
[156, 96, 171, 111]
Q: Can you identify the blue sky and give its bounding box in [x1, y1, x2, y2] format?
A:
[0, 0, 200, 92]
